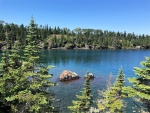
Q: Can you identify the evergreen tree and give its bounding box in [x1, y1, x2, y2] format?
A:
[19, 24, 26, 47]
[20, 17, 56, 112]
[128, 57, 150, 112]
[68, 73, 92, 113]
[1, 19, 150, 49]
[0, 48, 11, 113]
[0, 23, 5, 41]
[97, 68, 125, 113]
[60, 31, 64, 47]
[114, 67, 125, 96]
[0, 17, 56, 113]
[0, 41, 24, 112]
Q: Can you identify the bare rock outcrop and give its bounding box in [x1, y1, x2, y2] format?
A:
[59, 70, 79, 81]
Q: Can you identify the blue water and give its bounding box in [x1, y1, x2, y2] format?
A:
[1, 49, 150, 112]
[42, 49, 150, 79]
[40, 49, 150, 112]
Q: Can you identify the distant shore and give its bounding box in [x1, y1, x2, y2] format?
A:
[0, 41, 150, 50]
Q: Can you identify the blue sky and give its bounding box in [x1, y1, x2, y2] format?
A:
[0, 0, 150, 35]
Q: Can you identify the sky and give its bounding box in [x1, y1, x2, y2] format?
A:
[0, 0, 150, 35]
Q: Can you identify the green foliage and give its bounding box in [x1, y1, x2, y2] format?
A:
[0, 23, 5, 41]
[0, 20, 150, 49]
[0, 41, 23, 112]
[128, 57, 150, 112]
[20, 17, 56, 113]
[0, 17, 56, 113]
[68, 74, 92, 113]
[97, 68, 126, 113]
[102, 87, 124, 113]
[114, 67, 125, 96]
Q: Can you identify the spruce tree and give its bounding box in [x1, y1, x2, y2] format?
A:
[0, 48, 11, 113]
[0, 17, 56, 113]
[128, 57, 150, 112]
[0, 41, 25, 112]
[114, 67, 125, 97]
[19, 17, 56, 113]
[68, 74, 92, 113]
[97, 68, 125, 113]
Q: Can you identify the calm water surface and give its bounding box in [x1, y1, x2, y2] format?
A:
[41, 49, 150, 113]
[1, 49, 150, 112]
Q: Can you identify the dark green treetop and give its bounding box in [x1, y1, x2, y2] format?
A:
[68, 74, 93, 113]
[97, 68, 126, 113]
[0, 17, 56, 113]
[128, 57, 150, 112]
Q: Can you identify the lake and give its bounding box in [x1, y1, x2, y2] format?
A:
[40, 49, 150, 113]
[1, 49, 150, 112]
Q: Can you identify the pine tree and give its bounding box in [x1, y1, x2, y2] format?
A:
[68, 74, 92, 113]
[97, 68, 125, 113]
[128, 57, 150, 112]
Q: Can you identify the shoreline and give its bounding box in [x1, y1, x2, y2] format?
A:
[0, 42, 150, 50]
[1, 47, 149, 51]
[45, 47, 150, 50]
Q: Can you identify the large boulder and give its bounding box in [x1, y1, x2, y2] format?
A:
[59, 70, 79, 81]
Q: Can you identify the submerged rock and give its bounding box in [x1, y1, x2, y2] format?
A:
[59, 70, 79, 81]
[55, 99, 61, 102]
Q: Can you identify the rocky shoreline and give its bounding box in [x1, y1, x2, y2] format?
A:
[46, 45, 149, 50]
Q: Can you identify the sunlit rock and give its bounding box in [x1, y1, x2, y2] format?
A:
[59, 70, 79, 81]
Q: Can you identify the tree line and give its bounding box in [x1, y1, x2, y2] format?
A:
[0, 20, 150, 50]
[0, 18, 150, 113]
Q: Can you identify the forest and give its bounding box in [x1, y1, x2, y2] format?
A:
[0, 18, 150, 113]
[0, 20, 150, 50]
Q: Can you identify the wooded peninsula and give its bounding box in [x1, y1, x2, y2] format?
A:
[0, 20, 150, 50]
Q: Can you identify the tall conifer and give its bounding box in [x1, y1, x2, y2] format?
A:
[19, 17, 56, 112]
[114, 67, 125, 96]
[68, 73, 92, 113]
[0, 41, 24, 112]
[128, 57, 150, 112]
[97, 68, 125, 113]
[0, 17, 55, 113]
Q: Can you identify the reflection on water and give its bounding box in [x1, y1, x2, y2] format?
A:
[41, 49, 101, 65]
